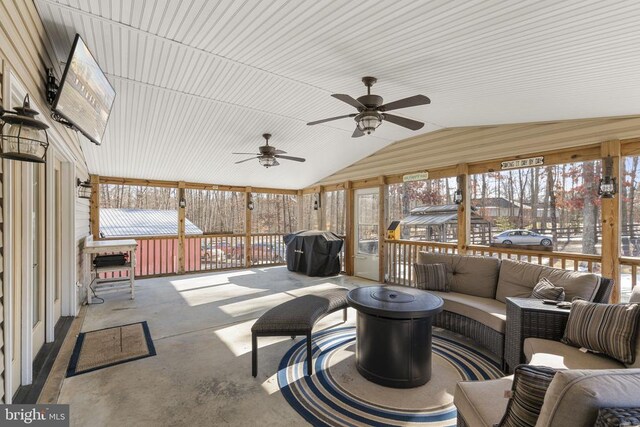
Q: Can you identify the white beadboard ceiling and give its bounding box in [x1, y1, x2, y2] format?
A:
[34, 0, 640, 189]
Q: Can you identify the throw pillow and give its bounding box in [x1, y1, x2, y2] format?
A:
[561, 300, 640, 364]
[530, 277, 565, 301]
[498, 365, 558, 427]
[413, 263, 448, 292]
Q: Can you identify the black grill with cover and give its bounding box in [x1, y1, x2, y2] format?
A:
[284, 230, 343, 276]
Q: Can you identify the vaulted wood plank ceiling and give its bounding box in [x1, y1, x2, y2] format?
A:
[35, 0, 640, 189]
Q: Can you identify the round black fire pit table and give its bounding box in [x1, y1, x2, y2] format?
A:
[347, 286, 444, 388]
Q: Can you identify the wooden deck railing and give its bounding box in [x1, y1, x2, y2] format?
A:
[249, 233, 286, 266]
[467, 245, 602, 273]
[386, 240, 458, 286]
[185, 234, 246, 273]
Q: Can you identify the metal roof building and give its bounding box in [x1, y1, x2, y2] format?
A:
[100, 208, 203, 237]
[400, 205, 492, 243]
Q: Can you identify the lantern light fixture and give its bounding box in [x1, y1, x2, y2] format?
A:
[247, 194, 255, 211]
[454, 176, 464, 205]
[598, 156, 617, 199]
[313, 192, 321, 210]
[0, 94, 50, 163]
[179, 197, 186, 209]
[76, 178, 92, 199]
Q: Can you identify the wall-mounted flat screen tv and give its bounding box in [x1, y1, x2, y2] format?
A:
[52, 34, 115, 145]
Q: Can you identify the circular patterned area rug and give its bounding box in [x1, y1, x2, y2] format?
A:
[278, 327, 503, 427]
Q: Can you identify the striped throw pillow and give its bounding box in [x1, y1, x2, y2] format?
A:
[498, 365, 558, 427]
[561, 300, 640, 364]
[413, 263, 448, 292]
[530, 277, 565, 301]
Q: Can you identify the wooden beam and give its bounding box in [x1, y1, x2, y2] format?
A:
[456, 164, 470, 254]
[620, 137, 640, 156]
[97, 175, 297, 194]
[245, 188, 253, 267]
[177, 182, 186, 274]
[600, 140, 621, 302]
[344, 181, 354, 276]
[468, 144, 601, 175]
[378, 176, 387, 283]
[90, 174, 100, 238]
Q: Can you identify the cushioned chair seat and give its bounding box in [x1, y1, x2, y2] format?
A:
[430, 291, 506, 333]
[524, 338, 625, 370]
[537, 369, 640, 426]
[454, 377, 513, 427]
[251, 289, 348, 334]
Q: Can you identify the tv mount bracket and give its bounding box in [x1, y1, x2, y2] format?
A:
[46, 68, 77, 130]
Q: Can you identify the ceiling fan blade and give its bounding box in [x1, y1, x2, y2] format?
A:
[352, 127, 364, 138]
[274, 154, 306, 162]
[383, 114, 425, 131]
[307, 113, 357, 126]
[332, 94, 364, 109]
[232, 152, 259, 155]
[379, 94, 431, 112]
[273, 149, 287, 154]
[235, 157, 257, 164]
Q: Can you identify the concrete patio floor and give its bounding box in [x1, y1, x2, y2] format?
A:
[57, 266, 371, 427]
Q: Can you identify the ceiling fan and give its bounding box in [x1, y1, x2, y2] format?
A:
[307, 76, 430, 137]
[233, 133, 306, 168]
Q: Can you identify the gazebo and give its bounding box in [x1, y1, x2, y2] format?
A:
[400, 204, 492, 244]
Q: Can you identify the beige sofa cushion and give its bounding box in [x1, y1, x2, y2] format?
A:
[524, 338, 624, 370]
[431, 291, 507, 333]
[537, 369, 640, 427]
[454, 377, 513, 427]
[418, 252, 500, 298]
[495, 259, 600, 303]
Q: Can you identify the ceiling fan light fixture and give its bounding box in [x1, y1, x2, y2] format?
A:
[259, 156, 277, 168]
[356, 111, 382, 135]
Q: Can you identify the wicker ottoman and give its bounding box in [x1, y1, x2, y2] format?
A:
[251, 288, 348, 377]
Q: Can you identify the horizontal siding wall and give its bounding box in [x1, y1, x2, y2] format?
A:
[0, 56, 5, 403]
[1, 0, 91, 401]
[317, 116, 640, 185]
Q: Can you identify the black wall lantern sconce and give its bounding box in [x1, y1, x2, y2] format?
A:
[76, 178, 92, 199]
[454, 176, 464, 205]
[179, 197, 187, 209]
[313, 192, 321, 211]
[0, 94, 50, 163]
[598, 156, 617, 199]
[247, 194, 255, 211]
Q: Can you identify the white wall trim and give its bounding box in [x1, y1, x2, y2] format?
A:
[3, 159, 15, 403]
[20, 164, 33, 386]
[61, 162, 77, 316]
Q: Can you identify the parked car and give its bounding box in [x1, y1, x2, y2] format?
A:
[492, 229, 553, 246]
[231, 242, 285, 262]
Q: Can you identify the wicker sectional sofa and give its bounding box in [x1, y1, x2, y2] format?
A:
[417, 252, 613, 362]
[454, 287, 640, 427]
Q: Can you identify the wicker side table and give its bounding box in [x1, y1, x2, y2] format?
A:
[504, 298, 571, 373]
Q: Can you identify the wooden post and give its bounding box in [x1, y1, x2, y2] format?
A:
[90, 174, 100, 238]
[345, 181, 354, 276]
[245, 187, 252, 267]
[297, 190, 304, 230]
[177, 182, 186, 274]
[456, 164, 471, 254]
[317, 186, 325, 230]
[378, 176, 387, 283]
[600, 140, 621, 302]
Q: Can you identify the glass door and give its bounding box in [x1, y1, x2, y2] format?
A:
[354, 188, 379, 281]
